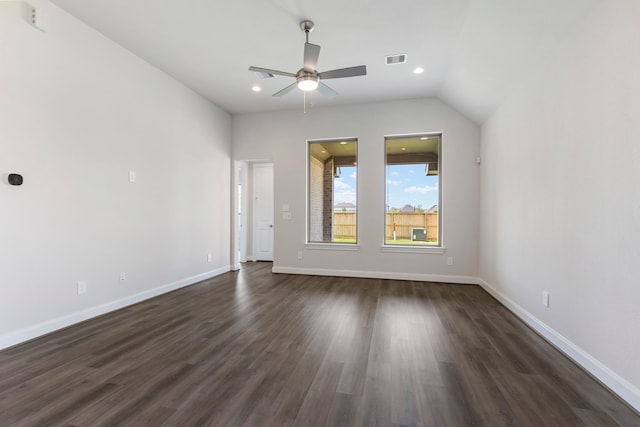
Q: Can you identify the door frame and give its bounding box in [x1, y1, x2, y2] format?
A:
[252, 162, 274, 261]
[231, 160, 273, 268]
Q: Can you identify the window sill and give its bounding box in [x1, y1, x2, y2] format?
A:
[305, 243, 360, 251]
[380, 245, 445, 254]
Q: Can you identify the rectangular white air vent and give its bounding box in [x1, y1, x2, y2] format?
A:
[385, 53, 407, 65]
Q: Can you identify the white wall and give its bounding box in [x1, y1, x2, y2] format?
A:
[232, 98, 480, 281]
[479, 0, 640, 409]
[0, 0, 231, 348]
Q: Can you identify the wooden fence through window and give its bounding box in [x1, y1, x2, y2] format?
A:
[333, 212, 439, 242]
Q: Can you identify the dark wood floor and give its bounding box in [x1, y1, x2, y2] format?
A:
[1, 262, 638, 427]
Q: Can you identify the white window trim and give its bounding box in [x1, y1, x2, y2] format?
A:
[384, 132, 443, 249]
[306, 137, 359, 246]
[380, 245, 445, 254]
[305, 243, 360, 251]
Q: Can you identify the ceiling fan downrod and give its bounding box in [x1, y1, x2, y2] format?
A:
[300, 20, 314, 43]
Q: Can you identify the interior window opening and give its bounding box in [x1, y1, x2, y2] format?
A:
[308, 139, 358, 243]
[385, 134, 441, 246]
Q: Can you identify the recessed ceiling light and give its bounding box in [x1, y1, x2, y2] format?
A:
[252, 85, 261, 92]
[401, 147, 407, 151]
[413, 67, 425, 74]
[340, 141, 347, 145]
[420, 136, 429, 140]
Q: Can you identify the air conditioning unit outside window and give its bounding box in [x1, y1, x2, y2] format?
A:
[412, 228, 427, 242]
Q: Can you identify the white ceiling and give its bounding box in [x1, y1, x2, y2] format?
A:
[50, 0, 600, 123]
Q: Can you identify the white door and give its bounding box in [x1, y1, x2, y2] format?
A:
[253, 163, 274, 261]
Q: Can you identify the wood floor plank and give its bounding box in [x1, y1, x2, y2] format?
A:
[324, 392, 359, 427]
[1, 262, 639, 427]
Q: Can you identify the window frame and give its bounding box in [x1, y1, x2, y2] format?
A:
[382, 133, 443, 251]
[306, 137, 359, 246]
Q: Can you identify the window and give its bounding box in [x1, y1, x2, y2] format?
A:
[385, 134, 441, 246]
[308, 139, 357, 243]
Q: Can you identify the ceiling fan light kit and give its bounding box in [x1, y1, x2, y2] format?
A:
[297, 75, 319, 91]
[249, 20, 367, 99]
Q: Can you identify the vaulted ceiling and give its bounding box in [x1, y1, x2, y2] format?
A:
[50, 0, 600, 123]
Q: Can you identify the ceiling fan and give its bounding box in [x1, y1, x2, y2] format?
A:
[249, 20, 367, 98]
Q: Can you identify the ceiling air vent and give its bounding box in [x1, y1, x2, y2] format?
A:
[385, 53, 407, 65]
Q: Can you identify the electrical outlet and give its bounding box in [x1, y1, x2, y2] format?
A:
[207, 253, 212, 263]
[543, 291, 550, 307]
[77, 281, 87, 295]
[297, 251, 303, 260]
[129, 171, 136, 182]
[447, 256, 454, 266]
[119, 272, 126, 282]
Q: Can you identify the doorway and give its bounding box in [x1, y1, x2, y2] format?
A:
[253, 163, 274, 261]
[233, 161, 274, 267]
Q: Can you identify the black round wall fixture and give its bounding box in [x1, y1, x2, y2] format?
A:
[8, 174, 23, 186]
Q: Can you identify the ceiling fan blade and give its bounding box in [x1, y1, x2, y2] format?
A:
[249, 66, 296, 78]
[272, 82, 298, 97]
[303, 43, 321, 71]
[316, 82, 338, 98]
[318, 65, 367, 80]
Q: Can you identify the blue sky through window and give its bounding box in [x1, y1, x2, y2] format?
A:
[333, 166, 357, 206]
[333, 164, 438, 210]
[386, 164, 438, 211]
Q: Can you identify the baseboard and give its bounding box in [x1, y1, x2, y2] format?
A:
[0, 265, 231, 351]
[271, 266, 479, 285]
[478, 278, 640, 412]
